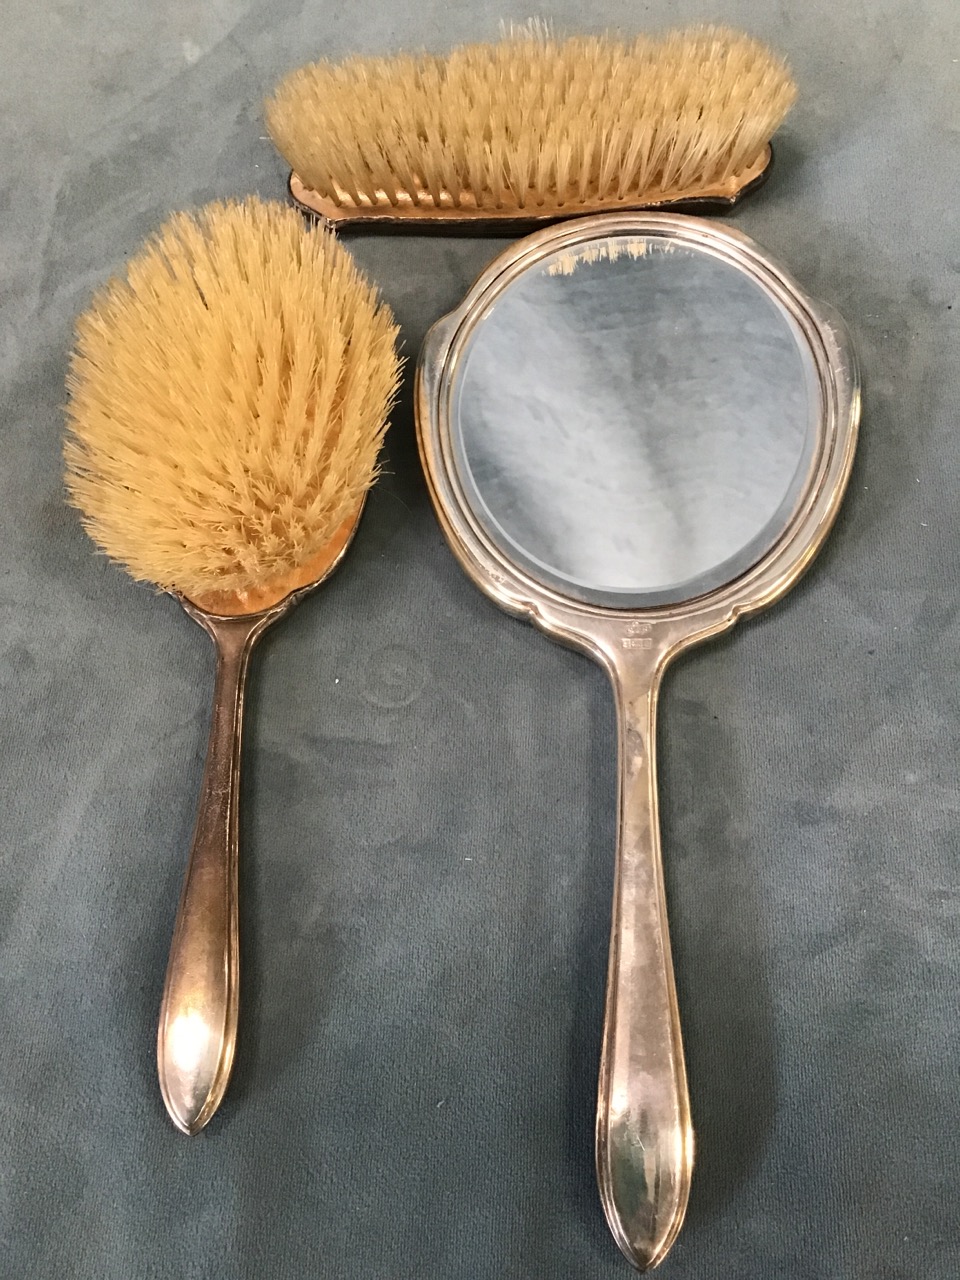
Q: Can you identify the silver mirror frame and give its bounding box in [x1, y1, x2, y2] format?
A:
[416, 213, 860, 1272]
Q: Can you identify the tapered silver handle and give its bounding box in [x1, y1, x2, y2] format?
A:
[596, 648, 693, 1271]
[156, 611, 262, 1135]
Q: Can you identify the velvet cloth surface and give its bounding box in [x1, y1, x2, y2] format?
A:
[1, 2, 957, 1277]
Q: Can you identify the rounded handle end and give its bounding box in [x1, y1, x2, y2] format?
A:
[157, 1005, 235, 1135]
[597, 1110, 693, 1271]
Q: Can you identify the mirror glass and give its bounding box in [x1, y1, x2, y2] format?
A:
[450, 233, 822, 607]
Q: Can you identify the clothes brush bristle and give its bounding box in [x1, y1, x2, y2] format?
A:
[64, 198, 401, 600]
[265, 27, 796, 211]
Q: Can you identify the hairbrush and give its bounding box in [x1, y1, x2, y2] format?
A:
[64, 197, 401, 1133]
[265, 26, 796, 233]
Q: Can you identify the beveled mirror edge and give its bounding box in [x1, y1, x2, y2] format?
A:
[415, 212, 861, 675]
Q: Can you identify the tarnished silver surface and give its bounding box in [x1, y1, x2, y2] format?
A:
[415, 212, 859, 1270]
[156, 512, 364, 1136]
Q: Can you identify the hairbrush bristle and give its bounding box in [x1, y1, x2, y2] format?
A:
[265, 27, 796, 214]
[64, 198, 401, 600]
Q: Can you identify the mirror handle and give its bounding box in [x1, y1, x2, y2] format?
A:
[595, 642, 693, 1270]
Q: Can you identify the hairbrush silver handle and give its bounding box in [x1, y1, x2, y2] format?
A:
[156, 608, 265, 1135]
[596, 649, 693, 1271]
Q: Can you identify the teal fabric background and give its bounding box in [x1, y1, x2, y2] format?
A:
[1, 2, 958, 1276]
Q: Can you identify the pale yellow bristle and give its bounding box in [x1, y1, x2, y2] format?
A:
[265, 27, 796, 212]
[64, 198, 401, 599]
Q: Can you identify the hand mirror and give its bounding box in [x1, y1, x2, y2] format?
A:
[415, 213, 859, 1271]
